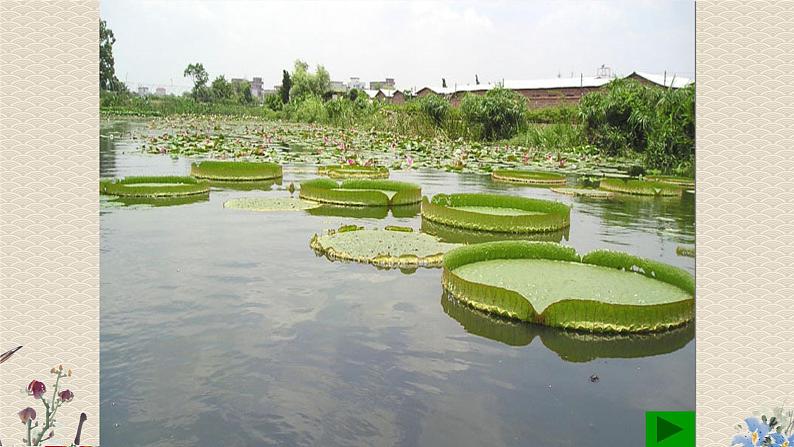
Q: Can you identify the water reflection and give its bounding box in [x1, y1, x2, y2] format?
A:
[102, 193, 210, 209]
[441, 293, 694, 362]
[421, 217, 568, 244]
[203, 179, 282, 191]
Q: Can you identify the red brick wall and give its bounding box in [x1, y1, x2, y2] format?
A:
[450, 86, 603, 108]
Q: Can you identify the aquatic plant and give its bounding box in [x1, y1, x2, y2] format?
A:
[190, 160, 283, 181]
[421, 193, 571, 233]
[299, 178, 421, 207]
[491, 169, 567, 186]
[421, 218, 567, 244]
[103, 193, 210, 208]
[550, 187, 614, 199]
[676, 245, 695, 258]
[223, 197, 320, 212]
[99, 176, 210, 198]
[599, 178, 682, 196]
[442, 241, 694, 333]
[442, 294, 694, 359]
[317, 164, 390, 179]
[310, 225, 457, 269]
[646, 175, 695, 188]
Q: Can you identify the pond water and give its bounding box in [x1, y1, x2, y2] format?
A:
[100, 119, 695, 447]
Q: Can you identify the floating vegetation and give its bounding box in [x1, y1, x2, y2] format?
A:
[550, 187, 614, 199]
[676, 245, 695, 258]
[442, 241, 694, 333]
[491, 169, 567, 186]
[223, 197, 320, 212]
[99, 176, 210, 198]
[318, 164, 390, 179]
[599, 178, 682, 196]
[103, 194, 209, 208]
[441, 294, 694, 360]
[421, 193, 570, 233]
[310, 225, 457, 269]
[647, 175, 695, 188]
[190, 160, 283, 181]
[421, 218, 567, 244]
[203, 178, 281, 191]
[299, 178, 421, 207]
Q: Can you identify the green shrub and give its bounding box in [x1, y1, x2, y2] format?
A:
[459, 87, 529, 140]
[264, 93, 283, 111]
[285, 95, 327, 123]
[525, 105, 579, 124]
[412, 93, 450, 126]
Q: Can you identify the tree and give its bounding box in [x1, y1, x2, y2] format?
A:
[279, 69, 291, 104]
[289, 59, 331, 102]
[234, 80, 254, 104]
[99, 19, 125, 92]
[210, 75, 234, 102]
[442, 78, 447, 88]
[183, 63, 209, 100]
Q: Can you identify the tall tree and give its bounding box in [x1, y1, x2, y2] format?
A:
[210, 75, 233, 102]
[183, 63, 209, 100]
[99, 19, 125, 92]
[279, 69, 291, 104]
[442, 78, 447, 88]
[289, 59, 331, 101]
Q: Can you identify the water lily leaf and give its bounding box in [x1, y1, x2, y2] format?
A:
[550, 187, 614, 198]
[491, 169, 567, 186]
[223, 197, 320, 212]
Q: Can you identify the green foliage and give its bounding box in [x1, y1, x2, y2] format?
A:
[210, 76, 234, 102]
[422, 193, 571, 233]
[525, 105, 579, 124]
[515, 124, 587, 152]
[100, 91, 280, 117]
[459, 87, 529, 140]
[233, 80, 254, 104]
[285, 95, 327, 123]
[323, 97, 370, 126]
[289, 60, 331, 101]
[264, 93, 283, 111]
[99, 19, 126, 92]
[412, 93, 450, 126]
[579, 78, 694, 173]
[279, 69, 292, 104]
[190, 160, 283, 181]
[184, 63, 210, 101]
[299, 178, 421, 207]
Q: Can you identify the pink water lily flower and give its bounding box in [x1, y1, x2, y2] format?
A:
[18, 407, 36, 424]
[27, 380, 46, 399]
[59, 389, 74, 402]
[406, 156, 414, 167]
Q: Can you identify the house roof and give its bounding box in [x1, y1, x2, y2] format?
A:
[629, 71, 694, 88]
[363, 89, 379, 98]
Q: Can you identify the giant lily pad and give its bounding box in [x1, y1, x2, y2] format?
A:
[646, 175, 695, 188]
[491, 169, 567, 186]
[551, 187, 614, 199]
[318, 164, 389, 179]
[99, 176, 209, 198]
[223, 197, 320, 212]
[299, 178, 421, 207]
[310, 225, 458, 269]
[442, 241, 694, 333]
[600, 178, 682, 196]
[421, 218, 567, 244]
[421, 193, 570, 234]
[442, 294, 694, 360]
[191, 160, 282, 181]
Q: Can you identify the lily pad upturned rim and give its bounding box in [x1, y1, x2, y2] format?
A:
[299, 178, 422, 207]
[599, 178, 682, 196]
[491, 169, 567, 185]
[421, 193, 571, 234]
[646, 175, 695, 188]
[310, 225, 456, 269]
[318, 164, 390, 179]
[99, 176, 210, 198]
[190, 160, 283, 181]
[442, 241, 694, 333]
[550, 187, 614, 199]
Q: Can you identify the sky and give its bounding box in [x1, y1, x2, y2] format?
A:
[101, 0, 694, 94]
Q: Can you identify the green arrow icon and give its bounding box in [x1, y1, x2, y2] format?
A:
[657, 417, 683, 442]
[646, 411, 695, 447]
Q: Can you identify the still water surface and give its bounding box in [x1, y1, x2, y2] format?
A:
[101, 120, 694, 447]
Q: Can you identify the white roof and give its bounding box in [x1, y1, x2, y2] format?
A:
[363, 89, 379, 98]
[418, 86, 455, 95]
[630, 71, 693, 88]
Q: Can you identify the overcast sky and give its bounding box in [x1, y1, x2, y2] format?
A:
[101, 0, 694, 94]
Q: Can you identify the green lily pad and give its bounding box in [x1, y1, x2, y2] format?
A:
[421, 218, 567, 244]
[600, 178, 682, 196]
[551, 187, 614, 198]
[223, 197, 320, 212]
[300, 178, 421, 207]
[421, 193, 570, 234]
[442, 241, 694, 333]
[676, 245, 695, 257]
[100, 176, 209, 198]
[491, 169, 567, 186]
[318, 165, 389, 179]
[191, 160, 282, 181]
[442, 294, 694, 360]
[310, 225, 458, 269]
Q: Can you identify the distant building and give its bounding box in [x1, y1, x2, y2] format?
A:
[625, 71, 693, 89]
[348, 77, 365, 90]
[369, 78, 395, 90]
[137, 86, 149, 96]
[251, 77, 264, 98]
[155, 87, 166, 96]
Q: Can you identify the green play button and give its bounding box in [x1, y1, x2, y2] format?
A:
[646, 411, 695, 446]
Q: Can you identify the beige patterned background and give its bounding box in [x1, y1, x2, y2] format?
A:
[696, 1, 794, 445]
[1, 1, 793, 446]
[0, 1, 99, 445]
